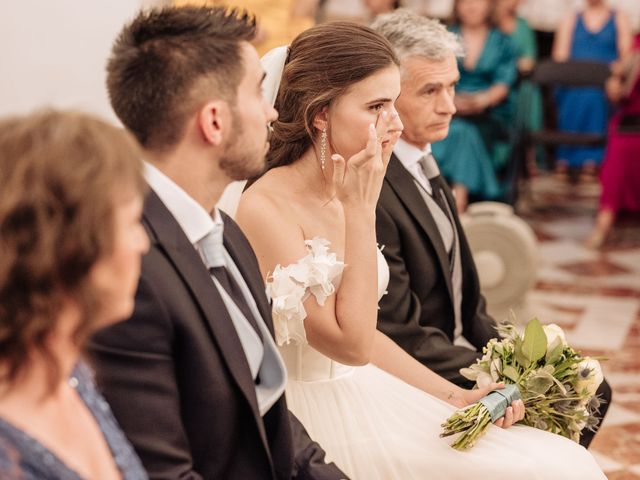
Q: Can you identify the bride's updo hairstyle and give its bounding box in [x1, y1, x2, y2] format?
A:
[267, 22, 399, 168]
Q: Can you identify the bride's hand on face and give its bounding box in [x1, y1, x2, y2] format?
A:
[450, 382, 526, 429]
[330, 110, 401, 210]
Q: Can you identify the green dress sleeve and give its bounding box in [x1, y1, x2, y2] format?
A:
[492, 30, 518, 87]
[513, 16, 537, 60]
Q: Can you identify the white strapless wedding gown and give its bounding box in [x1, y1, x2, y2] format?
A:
[267, 238, 606, 480]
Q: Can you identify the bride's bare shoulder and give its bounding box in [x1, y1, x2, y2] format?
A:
[236, 169, 308, 266]
[241, 170, 287, 209]
[236, 168, 301, 235]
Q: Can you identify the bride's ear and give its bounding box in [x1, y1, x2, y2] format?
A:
[312, 107, 329, 133]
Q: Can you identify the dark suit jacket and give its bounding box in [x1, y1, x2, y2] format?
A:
[376, 154, 497, 386]
[89, 190, 344, 480]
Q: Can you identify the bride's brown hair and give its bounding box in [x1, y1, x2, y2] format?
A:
[267, 22, 399, 169]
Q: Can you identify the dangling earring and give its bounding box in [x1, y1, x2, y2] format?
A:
[320, 127, 327, 171]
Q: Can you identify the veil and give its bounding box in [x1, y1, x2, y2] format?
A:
[260, 45, 289, 107]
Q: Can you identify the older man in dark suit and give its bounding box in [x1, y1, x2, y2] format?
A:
[371, 9, 610, 448]
[89, 7, 345, 479]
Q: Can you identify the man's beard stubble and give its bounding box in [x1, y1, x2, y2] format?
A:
[218, 110, 268, 182]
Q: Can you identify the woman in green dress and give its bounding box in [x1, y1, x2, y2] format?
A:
[496, 0, 543, 171]
[431, 0, 516, 211]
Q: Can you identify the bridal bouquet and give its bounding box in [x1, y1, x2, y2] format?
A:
[440, 318, 604, 450]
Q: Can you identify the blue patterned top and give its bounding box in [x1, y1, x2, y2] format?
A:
[0, 362, 147, 479]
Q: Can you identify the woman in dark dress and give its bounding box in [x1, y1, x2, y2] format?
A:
[0, 110, 149, 479]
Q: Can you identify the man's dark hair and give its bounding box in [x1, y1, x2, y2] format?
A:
[107, 6, 256, 150]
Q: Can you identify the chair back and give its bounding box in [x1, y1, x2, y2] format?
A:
[531, 60, 611, 88]
[527, 60, 610, 155]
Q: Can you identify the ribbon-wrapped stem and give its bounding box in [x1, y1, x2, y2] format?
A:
[479, 384, 521, 422]
[441, 385, 522, 450]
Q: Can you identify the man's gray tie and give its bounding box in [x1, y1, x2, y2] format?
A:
[418, 154, 448, 216]
[200, 227, 263, 343]
[418, 152, 441, 180]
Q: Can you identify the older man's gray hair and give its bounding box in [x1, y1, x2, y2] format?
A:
[371, 9, 464, 62]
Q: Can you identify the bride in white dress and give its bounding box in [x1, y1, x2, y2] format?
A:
[237, 22, 606, 480]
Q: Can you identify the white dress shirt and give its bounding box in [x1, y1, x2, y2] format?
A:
[144, 162, 286, 415]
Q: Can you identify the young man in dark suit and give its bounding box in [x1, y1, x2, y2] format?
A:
[89, 7, 345, 479]
[371, 9, 610, 448]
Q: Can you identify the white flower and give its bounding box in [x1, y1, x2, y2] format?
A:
[266, 237, 345, 345]
[574, 358, 604, 397]
[574, 407, 589, 431]
[286, 257, 312, 284]
[304, 237, 345, 306]
[306, 259, 339, 306]
[542, 323, 568, 349]
[305, 237, 331, 257]
[267, 265, 308, 346]
[480, 338, 498, 363]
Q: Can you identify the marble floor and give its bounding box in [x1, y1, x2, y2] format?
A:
[512, 175, 640, 479]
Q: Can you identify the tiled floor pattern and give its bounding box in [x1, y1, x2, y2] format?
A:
[509, 176, 640, 479]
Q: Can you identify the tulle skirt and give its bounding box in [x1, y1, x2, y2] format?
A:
[285, 364, 606, 480]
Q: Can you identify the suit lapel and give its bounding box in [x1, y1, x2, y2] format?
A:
[142, 191, 271, 450]
[384, 154, 454, 303]
[220, 213, 275, 337]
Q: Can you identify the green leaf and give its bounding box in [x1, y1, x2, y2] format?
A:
[503, 365, 520, 383]
[554, 357, 581, 378]
[514, 337, 530, 367]
[541, 365, 555, 375]
[546, 338, 564, 364]
[515, 344, 530, 367]
[526, 373, 555, 395]
[522, 318, 547, 364]
[490, 358, 502, 381]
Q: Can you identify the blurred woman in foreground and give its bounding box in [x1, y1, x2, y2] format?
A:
[0, 110, 149, 479]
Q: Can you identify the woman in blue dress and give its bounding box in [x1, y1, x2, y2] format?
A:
[552, 0, 632, 179]
[432, 0, 516, 211]
[0, 111, 149, 480]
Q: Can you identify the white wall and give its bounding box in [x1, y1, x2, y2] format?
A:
[0, 1, 162, 124]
